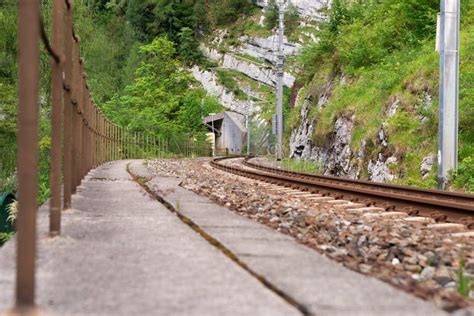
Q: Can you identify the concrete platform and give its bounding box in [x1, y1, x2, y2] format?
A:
[130, 160, 447, 316]
[0, 161, 297, 316]
[0, 160, 448, 316]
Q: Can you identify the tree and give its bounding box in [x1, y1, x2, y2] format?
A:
[264, 0, 279, 30]
[103, 37, 221, 136]
[177, 27, 203, 64]
[285, 1, 300, 36]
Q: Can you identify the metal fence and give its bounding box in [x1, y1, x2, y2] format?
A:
[12, 0, 211, 312]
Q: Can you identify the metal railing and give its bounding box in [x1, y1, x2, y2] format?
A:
[13, 0, 211, 312]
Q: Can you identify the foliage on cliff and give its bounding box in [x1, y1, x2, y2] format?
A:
[293, 0, 474, 191]
[0, 0, 242, 198]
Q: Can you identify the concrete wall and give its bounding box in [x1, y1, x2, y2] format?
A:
[213, 114, 245, 155]
[223, 118, 244, 154]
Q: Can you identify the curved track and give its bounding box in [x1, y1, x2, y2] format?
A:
[211, 157, 474, 227]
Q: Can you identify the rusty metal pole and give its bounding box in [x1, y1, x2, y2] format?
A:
[94, 104, 100, 168]
[91, 104, 95, 168]
[109, 122, 111, 162]
[116, 126, 118, 160]
[71, 38, 79, 193]
[63, 0, 74, 210]
[15, 0, 40, 309]
[133, 131, 136, 159]
[112, 124, 115, 161]
[106, 120, 109, 162]
[97, 112, 100, 165]
[75, 62, 84, 185]
[81, 80, 87, 177]
[49, 0, 64, 236]
[102, 116, 106, 163]
[119, 126, 123, 160]
[90, 100, 94, 169]
[97, 113, 100, 165]
[110, 123, 113, 161]
[85, 95, 90, 173]
[93, 107, 97, 167]
[145, 134, 148, 160]
[80, 82, 86, 178]
[140, 133, 143, 159]
[99, 113, 103, 164]
[112, 124, 118, 160]
[125, 130, 129, 159]
[104, 120, 107, 162]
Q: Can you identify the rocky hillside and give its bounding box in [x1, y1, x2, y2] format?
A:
[192, 1, 329, 120]
[287, 1, 474, 191]
[193, 1, 473, 191]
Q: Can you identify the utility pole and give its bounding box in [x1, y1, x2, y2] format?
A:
[437, 0, 460, 189]
[276, 0, 285, 161]
[246, 99, 252, 157]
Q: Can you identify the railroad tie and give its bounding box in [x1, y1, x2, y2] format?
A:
[297, 193, 322, 198]
[326, 200, 351, 205]
[449, 231, 474, 239]
[403, 217, 436, 224]
[345, 206, 385, 214]
[362, 211, 407, 219]
[426, 223, 466, 233]
[334, 203, 366, 210]
[306, 197, 334, 202]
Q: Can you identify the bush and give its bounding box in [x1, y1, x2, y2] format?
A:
[264, 0, 279, 30]
[299, 0, 439, 77]
[452, 156, 474, 192]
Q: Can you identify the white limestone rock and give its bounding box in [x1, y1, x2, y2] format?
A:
[420, 154, 435, 179]
[368, 154, 397, 183]
[191, 66, 255, 114]
[256, 0, 331, 21]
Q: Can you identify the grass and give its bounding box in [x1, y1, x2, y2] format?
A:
[215, 69, 248, 100]
[0, 232, 13, 246]
[234, 52, 268, 67]
[279, 158, 322, 174]
[457, 252, 473, 298]
[294, 22, 474, 191]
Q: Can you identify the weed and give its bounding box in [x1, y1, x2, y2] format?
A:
[0, 232, 14, 246]
[457, 252, 472, 297]
[7, 199, 17, 224]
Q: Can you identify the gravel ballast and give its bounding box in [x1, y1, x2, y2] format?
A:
[147, 158, 474, 312]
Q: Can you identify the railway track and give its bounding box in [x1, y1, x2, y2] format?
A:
[211, 156, 474, 229]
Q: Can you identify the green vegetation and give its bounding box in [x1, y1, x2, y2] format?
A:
[215, 69, 247, 100]
[291, 0, 474, 191]
[265, 0, 300, 36]
[0, 232, 13, 246]
[1, 0, 255, 201]
[103, 37, 222, 136]
[279, 158, 322, 174]
[457, 252, 473, 297]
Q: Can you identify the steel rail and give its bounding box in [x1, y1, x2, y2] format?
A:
[243, 159, 474, 209]
[244, 158, 474, 201]
[211, 157, 474, 226]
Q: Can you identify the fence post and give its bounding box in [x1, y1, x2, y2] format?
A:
[63, 0, 74, 210]
[15, 0, 41, 309]
[92, 105, 96, 168]
[49, 0, 65, 236]
[71, 39, 80, 193]
[81, 79, 87, 179]
[75, 60, 84, 186]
